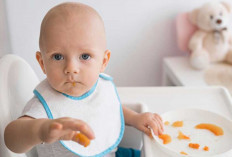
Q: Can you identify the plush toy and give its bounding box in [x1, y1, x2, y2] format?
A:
[188, 1, 232, 70]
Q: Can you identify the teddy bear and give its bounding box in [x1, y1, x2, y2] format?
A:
[188, 1, 232, 70]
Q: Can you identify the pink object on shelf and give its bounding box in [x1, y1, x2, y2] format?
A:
[176, 12, 198, 53]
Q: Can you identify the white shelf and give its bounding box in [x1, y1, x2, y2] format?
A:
[162, 56, 207, 86]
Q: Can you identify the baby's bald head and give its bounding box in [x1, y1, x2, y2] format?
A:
[36, 2, 111, 97]
[39, 2, 106, 53]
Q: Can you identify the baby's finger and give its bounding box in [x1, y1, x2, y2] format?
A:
[43, 122, 64, 143]
[62, 120, 95, 140]
[153, 113, 163, 122]
[49, 122, 63, 136]
[141, 126, 153, 138]
[153, 118, 163, 135]
[149, 122, 159, 136]
[58, 131, 76, 141]
[153, 116, 164, 132]
[50, 122, 63, 130]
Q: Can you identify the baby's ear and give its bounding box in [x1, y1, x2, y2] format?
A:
[188, 8, 199, 25]
[221, 1, 232, 13]
[36, 51, 46, 74]
[100, 50, 111, 72]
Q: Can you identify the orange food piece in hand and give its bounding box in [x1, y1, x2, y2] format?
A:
[158, 134, 172, 144]
[203, 146, 209, 151]
[178, 131, 190, 140]
[172, 121, 183, 127]
[164, 121, 170, 125]
[189, 143, 200, 149]
[195, 123, 224, 136]
[180, 151, 188, 155]
[76, 133, 90, 147]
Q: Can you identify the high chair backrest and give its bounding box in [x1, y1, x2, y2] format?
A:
[0, 54, 39, 157]
[176, 12, 197, 52]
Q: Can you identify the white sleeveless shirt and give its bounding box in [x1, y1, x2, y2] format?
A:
[23, 74, 124, 157]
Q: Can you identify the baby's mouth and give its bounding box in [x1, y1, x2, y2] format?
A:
[66, 81, 81, 87]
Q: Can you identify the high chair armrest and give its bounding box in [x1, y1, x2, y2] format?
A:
[119, 103, 146, 150]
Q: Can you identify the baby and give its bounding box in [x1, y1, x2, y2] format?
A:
[4, 2, 163, 157]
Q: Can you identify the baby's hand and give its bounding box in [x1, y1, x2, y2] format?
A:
[133, 112, 164, 137]
[39, 117, 95, 147]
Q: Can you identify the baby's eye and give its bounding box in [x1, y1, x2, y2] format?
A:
[80, 54, 91, 60]
[52, 54, 64, 60]
[210, 15, 214, 19]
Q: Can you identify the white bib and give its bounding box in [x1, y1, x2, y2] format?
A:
[33, 74, 124, 157]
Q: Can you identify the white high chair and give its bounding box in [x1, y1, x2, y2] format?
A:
[0, 54, 39, 157]
[0, 54, 143, 157]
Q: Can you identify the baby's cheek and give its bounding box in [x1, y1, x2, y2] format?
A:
[47, 72, 63, 89]
[87, 76, 98, 86]
[86, 74, 99, 86]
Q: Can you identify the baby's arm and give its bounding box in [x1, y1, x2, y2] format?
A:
[122, 106, 163, 136]
[4, 116, 95, 153]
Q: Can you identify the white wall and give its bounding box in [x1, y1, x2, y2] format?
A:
[4, 0, 230, 86]
[0, 0, 11, 57]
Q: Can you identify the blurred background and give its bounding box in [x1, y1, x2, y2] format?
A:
[0, 0, 231, 86]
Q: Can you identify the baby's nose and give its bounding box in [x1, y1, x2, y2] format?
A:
[216, 19, 222, 24]
[64, 61, 80, 74]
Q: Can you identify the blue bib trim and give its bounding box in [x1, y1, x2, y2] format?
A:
[34, 76, 124, 157]
[33, 90, 54, 119]
[62, 79, 98, 100]
[99, 73, 113, 81]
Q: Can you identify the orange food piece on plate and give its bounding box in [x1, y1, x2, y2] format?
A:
[164, 121, 170, 125]
[180, 151, 188, 155]
[189, 143, 200, 149]
[158, 134, 172, 144]
[178, 131, 190, 140]
[172, 121, 183, 127]
[203, 146, 209, 151]
[76, 133, 90, 147]
[195, 123, 224, 136]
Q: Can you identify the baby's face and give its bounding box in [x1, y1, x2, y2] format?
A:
[37, 7, 110, 96]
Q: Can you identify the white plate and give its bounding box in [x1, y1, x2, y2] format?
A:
[151, 108, 232, 157]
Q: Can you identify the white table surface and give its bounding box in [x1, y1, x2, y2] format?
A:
[117, 86, 232, 157]
[163, 56, 207, 86]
